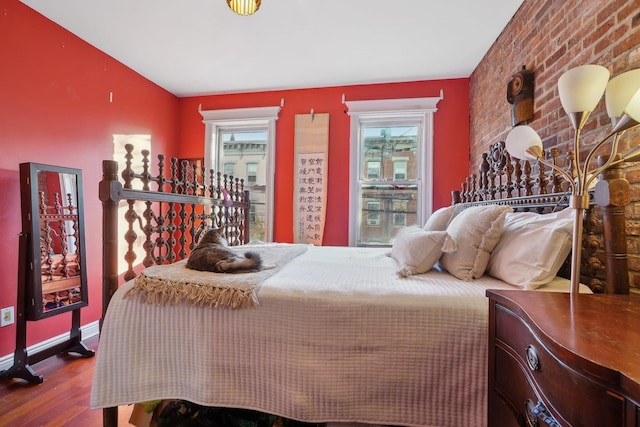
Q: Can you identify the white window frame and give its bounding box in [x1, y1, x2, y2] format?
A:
[200, 106, 280, 242]
[346, 95, 442, 246]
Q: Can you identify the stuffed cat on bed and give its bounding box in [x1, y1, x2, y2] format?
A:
[186, 229, 262, 273]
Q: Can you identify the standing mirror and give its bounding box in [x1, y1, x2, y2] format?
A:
[0, 163, 92, 384]
[20, 163, 88, 320]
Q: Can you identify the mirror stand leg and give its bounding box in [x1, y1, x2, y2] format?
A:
[0, 313, 45, 384]
[0, 352, 44, 384]
[66, 340, 95, 357]
[0, 314, 44, 383]
[65, 309, 95, 357]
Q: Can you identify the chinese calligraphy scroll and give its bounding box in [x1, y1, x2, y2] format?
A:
[294, 113, 329, 245]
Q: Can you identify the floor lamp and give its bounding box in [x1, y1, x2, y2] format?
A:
[505, 65, 640, 294]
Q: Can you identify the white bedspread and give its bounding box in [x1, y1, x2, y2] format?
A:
[91, 245, 579, 427]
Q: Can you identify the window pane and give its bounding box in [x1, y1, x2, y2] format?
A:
[219, 130, 268, 241]
[361, 126, 417, 181]
[359, 184, 417, 246]
[221, 132, 267, 185]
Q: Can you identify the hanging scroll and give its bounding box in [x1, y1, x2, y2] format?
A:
[294, 113, 329, 245]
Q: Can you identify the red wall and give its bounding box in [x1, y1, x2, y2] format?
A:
[0, 0, 470, 360]
[0, 1, 179, 357]
[178, 80, 470, 245]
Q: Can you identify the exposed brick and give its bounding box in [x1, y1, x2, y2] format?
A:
[628, 254, 640, 271]
[470, 0, 640, 288]
[614, 26, 640, 58]
[596, 2, 619, 26]
[632, 10, 640, 28]
[625, 167, 640, 185]
[630, 45, 640, 67]
[592, 19, 619, 53]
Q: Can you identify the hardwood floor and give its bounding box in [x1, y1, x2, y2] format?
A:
[0, 335, 133, 427]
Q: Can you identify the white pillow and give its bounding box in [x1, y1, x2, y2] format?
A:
[391, 226, 455, 277]
[440, 204, 512, 281]
[487, 209, 574, 289]
[423, 205, 456, 231]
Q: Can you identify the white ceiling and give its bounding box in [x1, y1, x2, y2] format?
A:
[20, 0, 524, 97]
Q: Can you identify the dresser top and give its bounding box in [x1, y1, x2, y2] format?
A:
[487, 289, 640, 400]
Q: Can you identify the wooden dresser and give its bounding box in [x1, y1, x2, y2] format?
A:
[487, 289, 640, 426]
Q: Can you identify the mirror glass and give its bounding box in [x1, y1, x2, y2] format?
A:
[20, 163, 88, 320]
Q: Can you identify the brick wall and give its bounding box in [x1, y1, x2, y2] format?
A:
[469, 0, 640, 291]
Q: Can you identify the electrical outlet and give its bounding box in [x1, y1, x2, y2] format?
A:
[1, 307, 14, 327]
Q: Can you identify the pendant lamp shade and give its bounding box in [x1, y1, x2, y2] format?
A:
[505, 125, 543, 161]
[558, 65, 610, 115]
[227, 0, 261, 15]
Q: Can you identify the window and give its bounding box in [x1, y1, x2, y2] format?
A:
[393, 200, 408, 226]
[201, 106, 281, 242]
[366, 200, 381, 226]
[112, 134, 151, 273]
[346, 95, 442, 246]
[367, 161, 381, 179]
[223, 162, 235, 177]
[246, 163, 258, 185]
[393, 159, 407, 180]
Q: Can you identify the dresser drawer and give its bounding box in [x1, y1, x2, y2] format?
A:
[493, 345, 553, 426]
[494, 304, 625, 426]
[492, 344, 539, 426]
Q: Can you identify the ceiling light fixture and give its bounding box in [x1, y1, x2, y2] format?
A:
[227, 0, 261, 16]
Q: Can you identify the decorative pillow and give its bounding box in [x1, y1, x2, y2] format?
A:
[487, 209, 574, 289]
[440, 204, 512, 281]
[390, 226, 457, 277]
[423, 205, 456, 231]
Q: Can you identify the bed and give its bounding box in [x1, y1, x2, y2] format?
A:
[91, 142, 630, 427]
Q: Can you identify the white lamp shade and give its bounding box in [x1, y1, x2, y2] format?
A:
[558, 64, 610, 114]
[627, 90, 640, 122]
[505, 125, 543, 160]
[605, 69, 640, 120]
[610, 89, 640, 134]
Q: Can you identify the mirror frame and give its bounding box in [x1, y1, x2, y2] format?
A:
[19, 163, 88, 320]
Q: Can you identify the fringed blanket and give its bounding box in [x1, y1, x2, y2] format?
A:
[123, 243, 309, 309]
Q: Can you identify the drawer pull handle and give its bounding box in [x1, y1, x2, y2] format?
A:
[525, 345, 540, 371]
[525, 399, 561, 427]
